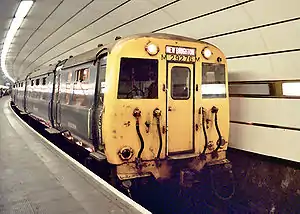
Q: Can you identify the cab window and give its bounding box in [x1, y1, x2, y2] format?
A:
[117, 58, 158, 99]
[202, 63, 226, 98]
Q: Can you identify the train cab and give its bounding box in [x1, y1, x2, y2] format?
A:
[99, 33, 230, 182]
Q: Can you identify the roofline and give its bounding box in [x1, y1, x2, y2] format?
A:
[16, 33, 221, 79]
[62, 33, 214, 69]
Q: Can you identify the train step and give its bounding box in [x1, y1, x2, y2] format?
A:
[45, 127, 61, 134]
[168, 153, 199, 160]
[90, 152, 106, 161]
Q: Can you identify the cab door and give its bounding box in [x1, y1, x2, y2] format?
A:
[167, 63, 194, 155]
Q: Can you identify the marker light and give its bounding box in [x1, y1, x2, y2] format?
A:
[145, 43, 159, 56]
[202, 47, 212, 59]
[1, 0, 34, 83]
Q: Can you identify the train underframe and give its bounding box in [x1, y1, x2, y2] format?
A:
[116, 150, 231, 189]
[11, 101, 234, 202]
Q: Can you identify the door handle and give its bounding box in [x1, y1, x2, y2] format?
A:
[168, 106, 172, 111]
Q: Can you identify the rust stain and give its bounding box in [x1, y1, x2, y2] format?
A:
[124, 121, 130, 127]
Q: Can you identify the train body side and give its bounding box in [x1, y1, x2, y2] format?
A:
[54, 62, 97, 144]
[25, 72, 54, 126]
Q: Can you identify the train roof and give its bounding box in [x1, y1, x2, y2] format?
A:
[16, 33, 217, 79]
[16, 73, 29, 82]
[62, 33, 209, 69]
[63, 47, 103, 69]
[28, 64, 57, 79]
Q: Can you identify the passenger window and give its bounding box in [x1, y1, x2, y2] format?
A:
[65, 71, 73, 105]
[75, 68, 89, 82]
[36, 79, 40, 86]
[42, 77, 46, 85]
[117, 58, 158, 99]
[202, 63, 226, 98]
[67, 71, 72, 83]
[171, 66, 190, 100]
[31, 80, 34, 86]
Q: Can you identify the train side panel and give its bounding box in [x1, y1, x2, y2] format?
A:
[15, 82, 24, 111]
[26, 74, 53, 125]
[57, 62, 97, 143]
[11, 84, 16, 103]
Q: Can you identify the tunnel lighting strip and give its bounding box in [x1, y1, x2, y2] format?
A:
[282, 82, 300, 96]
[0, 0, 33, 83]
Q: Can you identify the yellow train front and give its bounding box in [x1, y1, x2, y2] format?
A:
[102, 33, 229, 185]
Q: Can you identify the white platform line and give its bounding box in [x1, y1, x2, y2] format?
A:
[8, 100, 151, 214]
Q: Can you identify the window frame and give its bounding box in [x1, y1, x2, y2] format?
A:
[170, 66, 191, 100]
[117, 57, 159, 99]
[75, 68, 90, 83]
[202, 62, 226, 99]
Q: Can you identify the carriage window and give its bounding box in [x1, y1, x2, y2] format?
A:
[42, 77, 46, 85]
[67, 71, 73, 83]
[75, 68, 89, 82]
[202, 63, 226, 98]
[31, 80, 34, 86]
[171, 66, 190, 99]
[36, 79, 40, 86]
[117, 58, 158, 99]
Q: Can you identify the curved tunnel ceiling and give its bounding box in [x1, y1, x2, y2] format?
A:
[0, 0, 299, 82]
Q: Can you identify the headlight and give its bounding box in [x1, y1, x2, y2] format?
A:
[145, 43, 159, 56]
[118, 146, 133, 161]
[202, 47, 212, 59]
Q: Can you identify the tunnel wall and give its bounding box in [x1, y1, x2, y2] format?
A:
[5, 0, 300, 162]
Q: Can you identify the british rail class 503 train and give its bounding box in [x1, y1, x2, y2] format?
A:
[12, 33, 229, 187]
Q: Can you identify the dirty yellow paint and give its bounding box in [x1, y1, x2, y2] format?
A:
[101, 34, 229, 180]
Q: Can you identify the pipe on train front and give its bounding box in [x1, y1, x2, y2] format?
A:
[100, 33, 230, 184]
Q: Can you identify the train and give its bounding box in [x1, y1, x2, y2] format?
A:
[11, 33, 230, 190]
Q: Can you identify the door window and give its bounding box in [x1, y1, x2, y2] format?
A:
[171, 66, 191, 100]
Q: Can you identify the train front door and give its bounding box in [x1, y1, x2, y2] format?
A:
[167, 63, 194, 155]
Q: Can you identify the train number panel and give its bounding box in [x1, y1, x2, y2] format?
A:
[162, 45, 199, 63]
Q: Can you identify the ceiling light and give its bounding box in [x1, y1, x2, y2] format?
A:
[15, 1, 34, 18]
[1, 0, 34, 83]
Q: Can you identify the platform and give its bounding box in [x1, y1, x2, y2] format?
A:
[0, 97, 149, 214]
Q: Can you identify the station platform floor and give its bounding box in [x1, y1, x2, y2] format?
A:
[0, 97, 149, 214]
